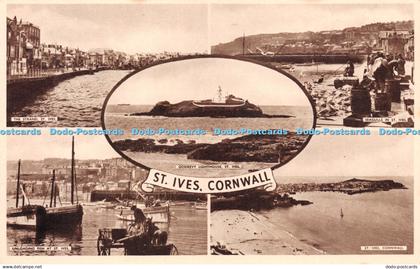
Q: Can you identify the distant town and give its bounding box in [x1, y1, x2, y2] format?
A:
[212, 20, 414, 60]
[7, 157, 147, 197]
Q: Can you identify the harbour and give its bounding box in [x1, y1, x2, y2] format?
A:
[7, 70, 130, 127]
[7, 199, 207, 256]
[6, 136, 208, 256]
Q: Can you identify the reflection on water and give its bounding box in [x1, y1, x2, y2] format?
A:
[7, 202, 207, 256]
[9, 70, 130, 127]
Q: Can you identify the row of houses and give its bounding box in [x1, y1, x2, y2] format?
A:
[7, 157, 149, 185]
[7, 16, 186, 77]
[258, 29, 413, 60]
[7, 178, 133, 197]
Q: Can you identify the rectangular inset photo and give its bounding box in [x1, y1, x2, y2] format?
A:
[209, 3, 415, 128]
[210, 134, 413, 255]
[6, 132, 208, 256]
[6, 4, 209, 127]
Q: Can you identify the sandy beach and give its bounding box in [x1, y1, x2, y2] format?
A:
[210, 209, 325, 255]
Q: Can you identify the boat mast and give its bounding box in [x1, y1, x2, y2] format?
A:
[15, 159, 21, 208]
[50, 170, 55, 208]
[71, 136, 75, 205]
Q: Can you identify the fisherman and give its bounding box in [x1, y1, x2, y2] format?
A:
[130, 205, 147, 229]
[371, 53, 392, 92]
[344, 60, 354, 77]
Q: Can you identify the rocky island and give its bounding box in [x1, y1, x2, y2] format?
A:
[211, 178, 406, 212]
[130, 99, 294, 118]
[277, 178, 407, 195]
[129, 87, 294, 118]
[113, 132, 308, 163]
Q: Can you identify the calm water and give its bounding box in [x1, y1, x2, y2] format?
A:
[261, 176, 413, 254]
[105, 105, 314, 144]
[9, 70, 131, 127]
[7, 198, 207, 256]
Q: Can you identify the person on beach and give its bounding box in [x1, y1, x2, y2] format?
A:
[344, 60, 354, 77]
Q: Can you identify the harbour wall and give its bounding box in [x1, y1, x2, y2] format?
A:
[7, 68, 108, 115]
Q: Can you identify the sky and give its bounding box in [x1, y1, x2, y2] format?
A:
[7, 133, 119, 160]
[209, 4, 414, 44]
[7, 4, 413, 53]
[275, 132, 413, 177]
[107, 58, 311, 106]
[7, 4, 209, 54]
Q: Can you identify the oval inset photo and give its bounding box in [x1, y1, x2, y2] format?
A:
[102, 56, 316, 178]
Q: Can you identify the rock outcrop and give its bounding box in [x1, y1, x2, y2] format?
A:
[130, 100, 292, 118]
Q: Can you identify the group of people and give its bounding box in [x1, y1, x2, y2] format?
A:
[363, 52, 407, 92]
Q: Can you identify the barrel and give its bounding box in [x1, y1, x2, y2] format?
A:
[374, 93, 391, 112]
[351, 87, 371, 115]
[385, 79, 401, 102]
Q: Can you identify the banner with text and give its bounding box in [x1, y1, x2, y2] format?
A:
[141, 168, 277, 194]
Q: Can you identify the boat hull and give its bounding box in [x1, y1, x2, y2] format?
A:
[7, 215, 37, 229]
[36, 205, 83, 231]
[7, 205, 41, 230]
[117, 205, 170, 223]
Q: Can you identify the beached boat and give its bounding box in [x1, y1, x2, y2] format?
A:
[192, 86, 246, 108]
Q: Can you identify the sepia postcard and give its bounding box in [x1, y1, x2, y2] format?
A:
[1, 0, 419, 266]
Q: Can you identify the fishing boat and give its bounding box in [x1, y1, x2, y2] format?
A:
[7, 137, 84, 232]
[7, 205, 42, 229]
[193, 202, 207, 210]
[192, 86, 246, 108]
[37, 137, 83, 231]
[81, 199, 107, 207]
[116, 204, 170, 224]
[7, 159, 38, 229]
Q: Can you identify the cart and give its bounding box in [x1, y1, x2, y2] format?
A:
[97, 227, 178, 255]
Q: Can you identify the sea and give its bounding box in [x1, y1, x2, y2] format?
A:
[6, 197, 207, 256]
[261, 176, 413, 254]
[105, 104, 314, 144]
[105, 105, 314, 177]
